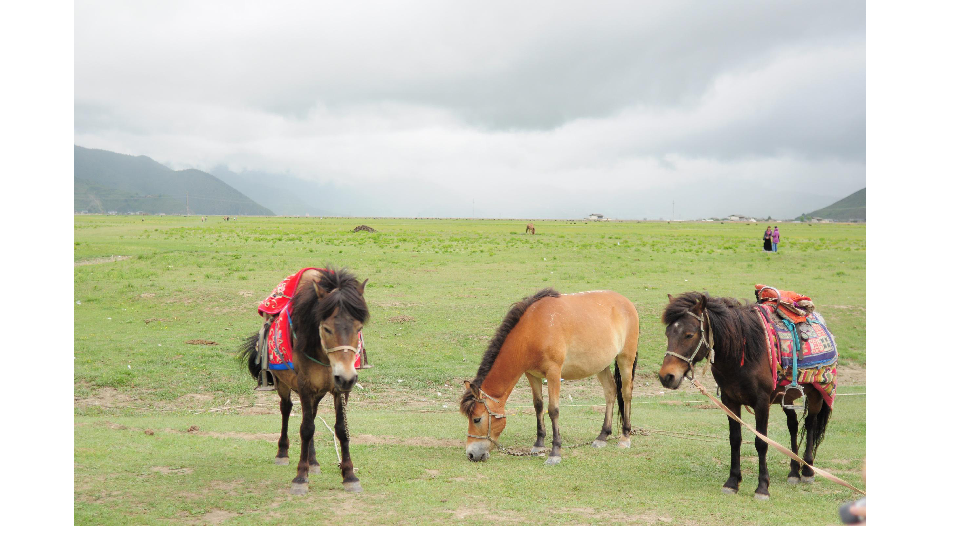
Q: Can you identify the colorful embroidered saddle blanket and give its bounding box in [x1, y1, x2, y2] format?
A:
[259, 268, 365, 371]
[755, 304, 838, 407]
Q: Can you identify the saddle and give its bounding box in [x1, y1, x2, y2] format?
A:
[754, 285, 838, 409]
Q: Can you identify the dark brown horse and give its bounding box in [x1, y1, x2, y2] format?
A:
[240, 267, 369, 494]
[658, 292, 832, 499]
[461, 288, 639, 465]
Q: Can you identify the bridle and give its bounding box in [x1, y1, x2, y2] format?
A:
[665, 309, 715, 380]
[466, 387, 507, 447]
[319, 330, 360, 358]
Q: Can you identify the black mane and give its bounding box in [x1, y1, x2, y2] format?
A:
[290, 267, 369, 355]
[460, 288, 560, 416]
[662, 292, 767, 368]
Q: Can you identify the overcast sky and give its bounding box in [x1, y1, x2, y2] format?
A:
[75, 0, 865, 219]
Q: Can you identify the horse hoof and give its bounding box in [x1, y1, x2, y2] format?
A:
[787, 476, 800, 485]
[545, 456, 562, 466]
[591, 440, 607, 448]
[275, 457, 289, 466]
[290, 482, 308, 495]
[309, 465, 322, 475]
[755, 493, 770, 501]
[721, 487, 737, 495]
[801, 476, 815, 484]
[530, 446, 546, 454]
[618, 439, 631, 449]
[343, 481, 363, 493]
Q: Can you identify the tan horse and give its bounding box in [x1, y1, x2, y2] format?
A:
[526, 223, 536, 234]
[461, 288, 639, 465]
[241, 268, 369, 494]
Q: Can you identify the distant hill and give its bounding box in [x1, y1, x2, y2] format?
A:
[796, 188, 865, 221]
[74, 146, 275, 215]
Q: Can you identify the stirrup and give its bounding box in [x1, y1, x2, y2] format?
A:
[356, 348, 374, 370]
[781, 384, 805, 411]
[255, 369, 276, 392]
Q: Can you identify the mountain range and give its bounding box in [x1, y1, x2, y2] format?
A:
[74, 146, 274, 215]
[796, 187, 865, 221]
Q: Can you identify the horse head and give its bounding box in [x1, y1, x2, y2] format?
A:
[659, 292, 711, 389]
[292, 268, 369, 393]
[460, 380, 506, 462]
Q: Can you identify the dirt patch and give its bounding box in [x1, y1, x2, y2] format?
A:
[238, 291, 254, 297]
[372, 301, 422, 308]
[387, 315, 415, 323]
[837, 362, 867, 387]
[75, 255, 131, 267]
[150, 466, 193, 475]
[185, 339, 219, 345]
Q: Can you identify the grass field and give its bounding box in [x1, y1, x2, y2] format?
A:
[74, 216, 866, 525]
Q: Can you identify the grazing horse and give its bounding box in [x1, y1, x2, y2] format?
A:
[240, 267, 370, 494]
[461, 288, 639, 465]
[658, 292, 833, 499]
[526, 223, 535, 234]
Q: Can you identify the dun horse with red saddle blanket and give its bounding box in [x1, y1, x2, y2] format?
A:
[239, 267, 370, 494]
[658, 286, 838, 499]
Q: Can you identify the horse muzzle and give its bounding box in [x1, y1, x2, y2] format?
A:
[466, 441, 491, 462]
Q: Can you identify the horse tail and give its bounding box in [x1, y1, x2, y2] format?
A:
[799, 400, 833, 460]
[239, 331, 261, 381]
[613, 350, 638, 433]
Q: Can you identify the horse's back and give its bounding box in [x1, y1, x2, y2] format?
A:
[518, 290, 638, 379]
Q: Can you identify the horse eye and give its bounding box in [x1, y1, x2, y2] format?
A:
[323, 327, 333, 334]
[473, 417, 482, 424]
[684, 333, 694, 339]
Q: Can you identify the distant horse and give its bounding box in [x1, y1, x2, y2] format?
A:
[461, 288, 639, 465]
[526, 223, 536, 234]
[240, 267, 370, 494]
[658, 292, 833, 499]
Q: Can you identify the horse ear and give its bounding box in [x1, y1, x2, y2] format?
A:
[667, 294, 674, 302]
[357, 278, 368, 297]
[313, 281, 326, 300]
[693, 293, 708, 314]
[463, 380, 480, 399]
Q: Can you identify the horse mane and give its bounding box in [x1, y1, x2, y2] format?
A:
[460, 287, 561, 416]
[290, 267, 369, 355]
[662, 291, 767, 368]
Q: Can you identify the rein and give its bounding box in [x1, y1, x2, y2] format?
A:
[665, 310, 715, 379]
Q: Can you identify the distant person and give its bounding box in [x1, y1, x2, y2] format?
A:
[763, 226, 773, 252]
[772, 226, 780, 252]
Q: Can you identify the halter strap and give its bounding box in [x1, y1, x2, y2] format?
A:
[664, 309, 715, 380]
[466, 387, 507, 446]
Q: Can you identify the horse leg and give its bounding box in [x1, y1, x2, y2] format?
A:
[275, 382, 293, 465]
[753, 400, 772, 500]
[800, 388, 825, 483]
[525, 373, 547, 453]
[291, 387, 316, 495]
[592, 367, 616, 448]
[544, 368, 563, 465]
[307, 393, 324, 475]
[334, 392, 362, 492]
[614, 350, 637, 448]
[721, 394, 742, 494]
[784, 407, 802, 483]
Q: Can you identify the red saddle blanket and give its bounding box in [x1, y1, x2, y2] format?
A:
[260, 268, 364, 371]
[755, 305, 838, 408]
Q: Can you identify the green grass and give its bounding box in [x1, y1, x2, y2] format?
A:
[74, 216, 866, 525]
